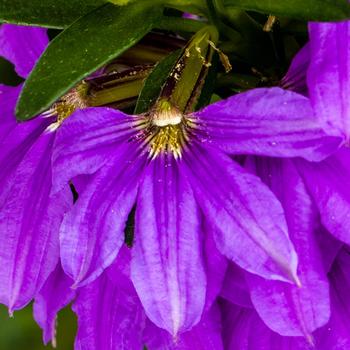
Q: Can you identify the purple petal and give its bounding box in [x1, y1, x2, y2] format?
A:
[143, 304, 224, 350]
[52, 107, 138, 195]
[246, 158, 330, 337]
[183, 145, 299, 284]
[221, 301, 311, 350]
[315, 226, 342, 274]
[59, 141, 146, 286]
[203, 228, 228, 311]
[0, 24, 48, 78]
[73, 261, 145, 350]
[33, 264, 75, 346]
[0, 84, 21, 142]
[194, 87, 342, 161]
[308, 21, 350, 139]
[314, 248, 350, 349]
[0, 131, 71, 311]
[296, 148, 350, 245]
[280, 43, 310, 95]
[131, 155, 206, 335]
[221, 263, 252, 308]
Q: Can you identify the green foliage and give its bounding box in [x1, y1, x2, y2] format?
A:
[135, 50, 180, 114]
[0, 304, 76, 350]
[16, 3, 162, 120]
[0, 0, 107, 28]
[224, 0, 350, 21]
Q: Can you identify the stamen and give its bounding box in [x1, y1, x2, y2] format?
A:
[152, 99, 183, 127]
[45, 82, 89, 133]
[135, 102, 195, 159]
[208, 40, 232, 73]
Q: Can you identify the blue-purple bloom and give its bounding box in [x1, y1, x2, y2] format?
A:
[0, 24, 73, 312]
[0, 16, 349, 349]
[51, 64, 341, 335]
[218, 17, 350, 346]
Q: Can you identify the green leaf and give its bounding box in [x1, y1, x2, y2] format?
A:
[108, 0, 133, 4]
[0, 0, 107, 28]
[224, 0, 350, 21]
[16, 3, 162, 121]
[134, 50, 181, 114]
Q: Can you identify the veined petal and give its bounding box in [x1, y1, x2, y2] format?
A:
[33, 264, 75, 346]
[308, 21, 350, 139]
[246, 158, 330, 338]
[221, 263, 252, 309]
[316, 226, 342, 274]
[183, 145, 299, 284]
[221, 301, 310, 350]
[296, 148, 350, 245]
[0, 24, 48, 78]
[59, 141, 146, 286]
[314, 248, 350, 349]
[194, 87, 342, 161]
[281, 43, 310, 95]
[203, 228, 228, 311]
[143, 304, 224, 350]
[73, 262, 145, 350]
[52, 107, 138, 195]
[0, 131, 71, 311]
[0, 84, 21, 142]
[131, 155, 206, 336]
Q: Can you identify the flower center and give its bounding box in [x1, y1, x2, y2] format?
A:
[45, 82, 89, 132]
[135, 100, 195, 159]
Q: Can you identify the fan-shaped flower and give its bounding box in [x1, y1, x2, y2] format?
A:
[0, 24, 73, 312]
[51, 71, 341, 335]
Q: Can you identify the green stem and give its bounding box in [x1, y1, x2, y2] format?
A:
[205, 0, 219, 25]
[156, 16, 206, 33]
[89, 79, 144, 106]
[163, 0, 207, 15]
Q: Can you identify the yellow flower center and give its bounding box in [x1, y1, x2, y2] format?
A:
[46, 82, 89, 132]
[135, 99, 195, 159]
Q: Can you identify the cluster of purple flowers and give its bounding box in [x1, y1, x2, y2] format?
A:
[0, 16, 349, 350]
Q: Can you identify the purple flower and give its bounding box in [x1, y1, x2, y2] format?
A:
[221, 247, 350, 349]
[51, 67, 341, 334]
[34, 246, 225, 349]
[0, 24, 74, 312]
[219, 17, 350, 343]
[281, 18, 350, 248]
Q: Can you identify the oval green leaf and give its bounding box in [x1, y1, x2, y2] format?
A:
[224, 0, 350, 21]
[135, 50, 181, 114]
[0, 0, 107, 28]
[16, 3, 162, 121]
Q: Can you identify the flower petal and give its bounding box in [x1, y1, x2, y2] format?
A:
[316, 226, 342, 274]
[296, 148, 350, 245]
[143, 304, 224, 350]
[246, 158, 330, 337]
[59, 141, 146, 286]
[131, 155, 206, 336]
[33, 264, 75, 346]
[194, 87, 342, 161]
[73, 261, 145, 350]
[221, 263, 252, 309]
[221, 301, 310, 350]
[308, 21, 350, 139]
[183, 145, 299, 284]
[0, 84, 21, 142]
[280, 43, 310, 95]
[203, 227, 228, 311]
[52, 107, 138, 195]
[0, 24, 48, 78]
[315, 248, 350, 349]
[0, 131, 71, 311]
